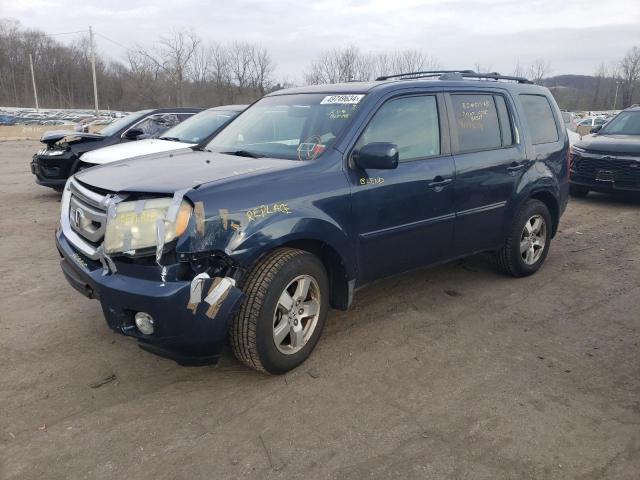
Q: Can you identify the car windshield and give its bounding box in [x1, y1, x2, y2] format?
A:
[600, 111, 640, 135]
[206, 93, 365, 160]
[160, 109, 239, 144]
[99, 110, 152, 137]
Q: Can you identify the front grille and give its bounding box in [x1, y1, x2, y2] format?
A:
[572, 154, 640, 187]
[68, 180, 109, 246]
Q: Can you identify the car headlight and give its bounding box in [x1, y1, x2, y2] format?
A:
[45, 149, 66, 156]
[104, 198, 192, 254]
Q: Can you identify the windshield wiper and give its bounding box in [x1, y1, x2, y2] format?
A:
[159, 136, 182, 142]
[222, 150, 264, 158]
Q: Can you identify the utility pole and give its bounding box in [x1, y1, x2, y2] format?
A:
[613, 81, 621, 110]
[89, 26, 99, 116]
[28, 53, 39, 112]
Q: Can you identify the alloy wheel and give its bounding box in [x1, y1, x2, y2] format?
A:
[272, 275, 321, 355]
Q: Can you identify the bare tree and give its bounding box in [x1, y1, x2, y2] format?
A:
[207, 42, 231, 88]
[620, 45, 640, 108]
[228, 42, 255, 90]
[133, 29, 201, 106]
[528, 59, 552, 85]
[305, 47, 439, 84]
[512, 61, 526, 78]
[305, 46, 369, 84]
[250, 46, 274, 95]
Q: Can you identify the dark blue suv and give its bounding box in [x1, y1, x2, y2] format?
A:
[55, 71, 569, 374]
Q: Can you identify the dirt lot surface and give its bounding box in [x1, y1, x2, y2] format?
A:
[1, 139, 639, 479]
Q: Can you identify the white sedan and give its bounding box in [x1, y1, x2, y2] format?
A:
[80, 105, 245, 166]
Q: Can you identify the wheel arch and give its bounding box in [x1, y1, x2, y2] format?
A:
[229, 221, 356, 311]
[529, 189, 560, 237]
[277, 238, 352, 311]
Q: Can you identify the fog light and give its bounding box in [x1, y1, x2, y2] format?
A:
[134, 312, 154, 335]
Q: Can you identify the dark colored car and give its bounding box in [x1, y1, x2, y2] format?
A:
[56, 71, 569, 374]
[31, 107, 202, 191]
[569, 105, 640, 197]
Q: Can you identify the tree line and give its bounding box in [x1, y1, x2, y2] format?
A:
[0, 19, 279, 111]
[546, 47, 640, 111]
[1, 18, 639, 112]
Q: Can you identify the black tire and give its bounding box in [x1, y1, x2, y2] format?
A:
[230, 248, 329, 374]
[496, 199, 552, 277]
[569, 184, 589, 198]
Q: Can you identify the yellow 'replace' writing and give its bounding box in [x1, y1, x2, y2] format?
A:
[116, 210, 162, 225]
[246, 203, 291, 222]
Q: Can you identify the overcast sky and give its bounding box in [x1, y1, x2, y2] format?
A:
[3, 0, 640, 82]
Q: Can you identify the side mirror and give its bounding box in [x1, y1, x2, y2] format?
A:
[354, 142, 399, 170]
[123, 128, 144, 140]
[590, 125, 602, 134]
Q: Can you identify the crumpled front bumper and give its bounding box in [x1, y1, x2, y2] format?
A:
[56, 229, 244, 365]
[31, 150, 78, 189]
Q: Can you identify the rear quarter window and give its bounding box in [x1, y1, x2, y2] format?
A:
[519, 94, 559, 144]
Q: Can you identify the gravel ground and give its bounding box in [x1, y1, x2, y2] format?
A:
[1, 140, 639, 480]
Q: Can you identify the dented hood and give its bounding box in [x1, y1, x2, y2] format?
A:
[40, 129, 104, 146]
[74, 148, 299, 194]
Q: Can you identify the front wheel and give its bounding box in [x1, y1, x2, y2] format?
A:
[230, 248, 329, 374]
[496, 199, 552, 277]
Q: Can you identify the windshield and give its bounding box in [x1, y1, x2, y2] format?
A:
[160, 109, 239, 144]
[206, 93, 365, 160]
[601, 111, 640, 135]
[99, 110, 152, 137]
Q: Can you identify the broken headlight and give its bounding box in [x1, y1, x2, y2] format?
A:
[104, 198, 192, 254]
[43, 149, 66, 156]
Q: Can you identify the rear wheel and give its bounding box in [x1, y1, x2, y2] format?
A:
[230, 248, 329, 374]
[569, 184, 589, 197]
[496, 199, 551, 277]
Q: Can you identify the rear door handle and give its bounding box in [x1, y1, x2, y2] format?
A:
[428, 176, 453, 188]
[507, 162, 525, 172]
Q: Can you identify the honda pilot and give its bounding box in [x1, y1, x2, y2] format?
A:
[56, 71, 569, 374]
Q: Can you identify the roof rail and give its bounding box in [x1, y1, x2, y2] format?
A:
[375, 70, 476, 81]
[376, 69, 533, 84]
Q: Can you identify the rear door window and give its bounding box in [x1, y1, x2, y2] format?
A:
[519, 94, 559, 144]
[450, 94, 502, 152]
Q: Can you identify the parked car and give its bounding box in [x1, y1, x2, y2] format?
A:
[79, 105, 246, 167]
[56, 71, 569, 373]
[31, 107, 202, 191]
[569, 104, 640, 197]
[575, 116, 608, 136]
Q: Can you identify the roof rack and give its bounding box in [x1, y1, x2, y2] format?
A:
[376, 69, 533, 84]
[376, 70, 475, 81]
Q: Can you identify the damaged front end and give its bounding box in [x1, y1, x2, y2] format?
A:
[56, 177, 245, 365]
[32, 131, 104, 189]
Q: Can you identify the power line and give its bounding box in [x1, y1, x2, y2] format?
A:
[47, 29, 88, 36]
[95, 32, 129, 51]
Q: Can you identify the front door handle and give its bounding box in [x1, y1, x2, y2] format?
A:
[428, 176, 453, 189]
[507, 162, 525, 172]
